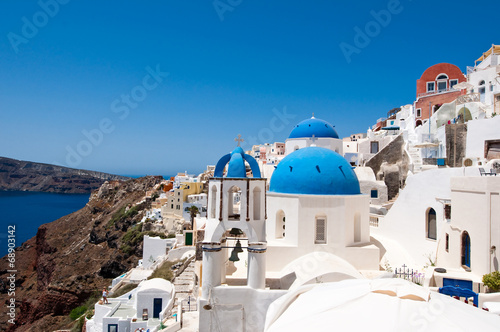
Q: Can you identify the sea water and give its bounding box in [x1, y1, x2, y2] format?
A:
[0, 191, 89, 257]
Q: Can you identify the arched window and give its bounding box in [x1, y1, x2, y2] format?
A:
[253, 187, 261, 220]
[427, 208, 437, 240]
[276, 210, 285, 239]
[210, 185, 217, 219]
[354, 213, 361, 243]
[315, 216, 327, 244]
[461, 231, 471, 268]
[436, 74, 449, 91]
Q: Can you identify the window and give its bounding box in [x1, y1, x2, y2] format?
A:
[276, 210, 285, 239]
[461, 231, 471, 267]
[438, 81, 447, 91]
[370, 141, 379, 154]
[427, 82, 435, 92]
[315, 217, 326, 244]
[436, 74, 448, 80]
[450, 79, 458, 89]
[444, 204, 451, 220]
[370, 189, 378, 198]
[427, 208, 437, 240]
[416, 108, 421, 117]
[445, 233, 449, 252]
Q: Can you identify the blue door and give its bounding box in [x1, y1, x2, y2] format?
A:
[153, 298, 162, 318]
[462, 232, 471, 268]
[108, 324, 118, 332]
[443, 278, 473, 291]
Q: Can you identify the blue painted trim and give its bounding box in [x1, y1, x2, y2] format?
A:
[214, 154, 231, 177]
[439, 285, 478, 306]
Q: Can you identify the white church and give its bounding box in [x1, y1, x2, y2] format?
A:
[197, 116, 500, 332]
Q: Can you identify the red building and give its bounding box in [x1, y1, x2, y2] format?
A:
[414, 63, 466, 126]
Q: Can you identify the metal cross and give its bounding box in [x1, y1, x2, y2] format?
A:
[311, 134, 318, 143]
[234, 134, 244, 147]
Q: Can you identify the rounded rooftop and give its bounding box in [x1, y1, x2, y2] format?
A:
[269, 147, 360, 195]
[288, 116, 339, 139]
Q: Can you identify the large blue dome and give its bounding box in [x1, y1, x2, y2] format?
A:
[288, 117, 339, 139]
[269, 147, 360, 195]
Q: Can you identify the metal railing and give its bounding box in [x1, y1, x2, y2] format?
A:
[417, 87, 459, 98]
[369, 215, 379, 227]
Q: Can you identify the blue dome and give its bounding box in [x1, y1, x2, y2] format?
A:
[269, 147, 360, 195]
[214, 146, 262, 178]
[288, 117, 339, 139]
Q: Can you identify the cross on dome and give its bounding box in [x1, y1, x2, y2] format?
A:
[234, 134, 244, 147]
[311, 112, 315, 119]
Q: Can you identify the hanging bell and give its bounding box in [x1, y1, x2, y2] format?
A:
[229, 248, 240, 262]
[235, 239, 243, 253]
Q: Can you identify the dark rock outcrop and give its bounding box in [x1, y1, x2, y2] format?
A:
[0, 156, 129, 193]
[0, 176, 163, 332]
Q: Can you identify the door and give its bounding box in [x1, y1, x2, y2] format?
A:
[185, 232, 193, 246]
[153, 298, 162, 318]
[370, 141, 379, 154]
[108, 324, 118, 332]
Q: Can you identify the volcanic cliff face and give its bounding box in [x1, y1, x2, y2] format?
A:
[0, 176, 163, 332]
[0, 156, 130, 193]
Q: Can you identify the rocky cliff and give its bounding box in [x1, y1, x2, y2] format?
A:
[0, 176, 163, 331]
[0, 156, 130, 193]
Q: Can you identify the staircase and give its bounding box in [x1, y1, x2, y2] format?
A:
[408, 146, 423, 174]
[173, 260, 197, 311]
[383, 192, 400, 210]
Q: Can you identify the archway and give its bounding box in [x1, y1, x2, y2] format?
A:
[210, 185, 217, 219]
[253, 187, 261, 220]
[416, 119, 423, 127]
[227, 186, 241, 220]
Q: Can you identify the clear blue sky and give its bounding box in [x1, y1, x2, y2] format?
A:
[0, 0, 498, 176]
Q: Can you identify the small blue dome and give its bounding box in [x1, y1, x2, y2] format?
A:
[288, 117, 339, 139]
[269, 147, 360, 195]
[214, 146, 262, 178]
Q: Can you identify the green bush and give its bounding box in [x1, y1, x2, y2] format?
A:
[148, 260, 176, 281]
[69, 305, 88, 321]
[111, 283, 138, 298]
[483, 271, 500, 292]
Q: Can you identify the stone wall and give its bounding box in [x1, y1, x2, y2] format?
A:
[365, 134, 409, 200]
[445, 123, 467, 167]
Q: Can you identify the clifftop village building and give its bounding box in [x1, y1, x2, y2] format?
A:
[87, 45, 500, 332]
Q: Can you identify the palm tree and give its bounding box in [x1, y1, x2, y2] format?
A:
[188, 205, 199, 230]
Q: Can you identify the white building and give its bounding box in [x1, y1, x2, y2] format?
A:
[86, 278, 175, 332]
[468, 45, 500, 114]
[266, 147, 380, 272]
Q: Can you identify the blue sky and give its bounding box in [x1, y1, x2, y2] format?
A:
[0, 0, 498, 176]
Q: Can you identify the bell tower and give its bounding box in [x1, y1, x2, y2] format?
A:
[201, 140, 267, 299]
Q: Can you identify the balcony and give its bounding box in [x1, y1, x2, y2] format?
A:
[417, 87, 460, 98]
